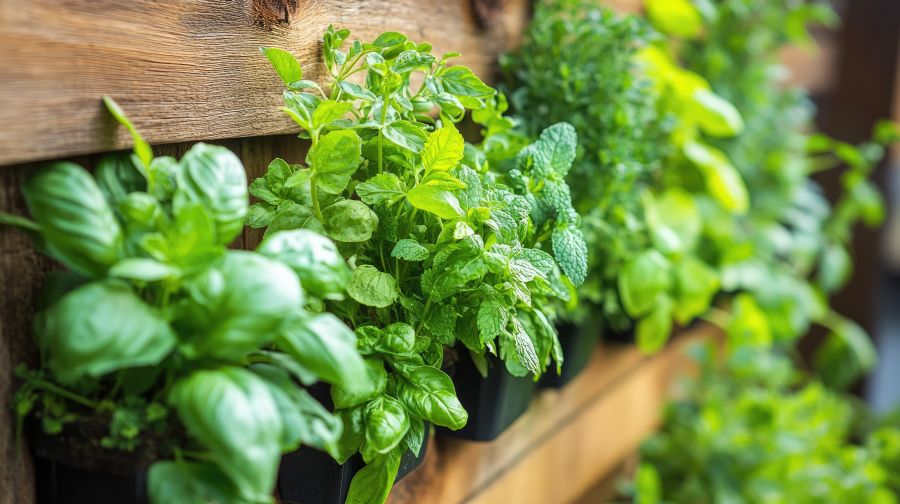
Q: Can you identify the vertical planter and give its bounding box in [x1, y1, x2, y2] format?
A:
[277, 385, 430, 504]
[539, 314, 601, 389]
[438, 352, 537, 442]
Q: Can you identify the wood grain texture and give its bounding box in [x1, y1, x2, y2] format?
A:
[0, 0, 528, 166]
[0, 164, 57, 504]
[386, 326, 718, 504]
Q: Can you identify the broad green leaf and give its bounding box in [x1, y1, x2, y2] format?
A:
[379, 323, 416, 354]
[727, 293, 772, 348]
[396, 365, 467, 429]
[406, 182, 464, 219]
[177, 251, 302, 360]
[673, 257, 720, 325]
[103, 96, 154, 170]
[636, 296, 674, 354]
[334, 407, 365, 464]
[108, 258, 180, 282]
[690, 89, 745, 137]
[251, 363, 342, 453]
[38, 280, 175, 384]
[312, 100, 353, 130]
[169, 367, 282, 502]
[95, 154, 146, 209]
[347, 265, 400, 308]
[818, 242, 852, 293]
[372, 31, 408, 48]
[313, 130, 362, 194]
[322, 200, 379, 242]
[277, 313, 370, 391]
[383, 121, 428, 153]
[345, 450, 401, 504]
[147, 461, 239, 504]
[337, 81, 378, 101]
[391, 239, 430, 261]
[22, 162, 123, 277]
[427, 241, 488, 301]
[440, 66, 494, 98]
[619, 250, 672, 318]
[649, 189, 702, 254]
[176, 143, 249, 245]
[422, 125, 465, 172]
[332, 357, 388, 409]
[356, 173, 406, 206]
[645, 0, 702, 38]
[266, 203, 323, 236]
[261, 47, 303, 85]
[683, 142, 749, 215]
[814, 315, 877, 390]
[257, 229, 352, 299]
[363, 395, 410, 456]
[551, 224, 588, 286]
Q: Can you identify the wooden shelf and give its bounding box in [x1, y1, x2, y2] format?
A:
[386, 325, 719, 504]
[0, 0, 528, 166]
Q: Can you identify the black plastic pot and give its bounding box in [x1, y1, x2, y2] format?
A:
[30, 419, 156, 504]
[437, 352, 536, 442]
[277, 384, 430, 504]
[539, 315, 601, 389]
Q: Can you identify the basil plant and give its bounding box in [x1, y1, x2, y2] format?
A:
[4, 99, 371, 504]
[250, 26, 585, 503]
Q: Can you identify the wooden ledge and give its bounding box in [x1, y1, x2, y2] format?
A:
[386, 324, 720, 504]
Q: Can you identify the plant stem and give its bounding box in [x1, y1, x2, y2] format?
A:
[26, 377, 99, 410]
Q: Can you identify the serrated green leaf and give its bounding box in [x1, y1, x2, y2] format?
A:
[392, 239, 430, 261]
[422, 125, 465, 173]
[551, 224, 588, 286]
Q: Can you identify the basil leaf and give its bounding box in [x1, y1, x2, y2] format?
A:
[38, 280, 175, 384]
[312, 100, 353, 130]
[277, 313, 370, 390]
[176, 143, 249, 245]
[345, 450, 401, 504]
[258, 230, 351, 300]
[22, 162, 123, 277]
[177, 251, 302, 360]
[396, 365, 467, 429]
[347, 265, 400, 308]
[363, 395, 410, 457]
[356, 173, 406, 206]
[313, 130, 361, 195]
[147, 461, 239, 504]
[332, 357, 388, 409]
[169, 367, 283, 502]
[683, 141, 749, 215]
[321, 200, 379, 242]
[251, 363, 342, 454]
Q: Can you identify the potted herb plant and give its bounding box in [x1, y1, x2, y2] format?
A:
[3, 99, 371, 504]
[249, 26, 586, 497]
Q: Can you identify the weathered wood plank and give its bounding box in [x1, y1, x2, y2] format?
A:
[0, 0, 528, 166]
[386, 326, 718, 504]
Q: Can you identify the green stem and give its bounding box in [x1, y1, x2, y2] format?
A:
[25, 377, 99, 410]
[310, 173, 324, 222]
[0, 212, 40, 232]
[416, 297, 433, 334]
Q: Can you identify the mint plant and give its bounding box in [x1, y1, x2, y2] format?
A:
[2, 99, 371, 504]
[251, 26, 585, 502]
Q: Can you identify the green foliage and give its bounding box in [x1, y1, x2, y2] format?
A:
[4, 99, 370, 504]
[632, 346, 900, 504]
[250, 27, 585, 500]
[500, 0, 674, 333]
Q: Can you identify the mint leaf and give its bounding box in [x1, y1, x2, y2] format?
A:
[391, 239, 430, 261]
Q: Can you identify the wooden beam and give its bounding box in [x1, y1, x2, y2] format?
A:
[0, 0, 528, 166]
[386, 325, 718, 504]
